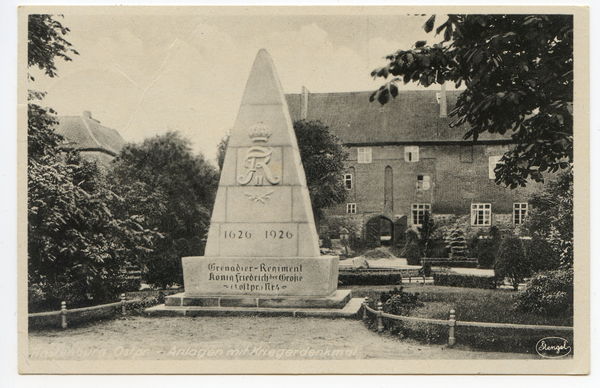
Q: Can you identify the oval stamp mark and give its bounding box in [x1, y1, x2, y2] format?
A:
[536, 337, 572, 358]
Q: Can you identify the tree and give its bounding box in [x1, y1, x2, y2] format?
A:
[27, 15, 157, 311]
[216, 131, 230, 171]
[371, 15, 573, 188]
[110, 132, 219, 287]
[216, 120, 348, 222]
[525, 169, 573, 268]
[294, 120, 349, 221]
[417, 210, 435, 257]
[494, 236, 531, 291]
[28, 153, 159, 310]
[446, 229, 468, 259]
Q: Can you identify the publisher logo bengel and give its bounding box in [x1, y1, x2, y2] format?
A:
[536, 337, 572, 358]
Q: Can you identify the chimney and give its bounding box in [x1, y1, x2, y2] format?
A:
[83, 110, 92, 119]
[301, 86, 309, 120]
[439, 83, 447, 118]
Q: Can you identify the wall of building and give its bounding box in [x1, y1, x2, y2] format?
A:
[325, 142, 545, 229]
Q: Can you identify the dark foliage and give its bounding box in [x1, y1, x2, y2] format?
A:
[447, 229, 468, 259]
[28, 14, 79, 79]
[338, 271, 403, 286]
[417, 211, 436, 257]
[293, 120, 349, 221]
[523, 236, 561, 272]
[525, 169, 573, 268]
[494, 236, 532, 291]
[371, 15, 573, 187]
[515, 268, 573, 316]
[403, 242, 422, 266]
[111, 132, 219, 288]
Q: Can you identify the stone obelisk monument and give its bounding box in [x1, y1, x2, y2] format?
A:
[158, 49, 357, 314]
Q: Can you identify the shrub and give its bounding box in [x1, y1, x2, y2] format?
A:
[447, 229, 468, 259]
[475, 239, 497, 269]
[338, 271, 403, 286]
[421, 262, 432, 277]
[433, 273, 497, 289]
[428, 241, 449, 258]
[524, 236, 561, 272]
[494, 236, 532, 291]
[403, 242, 421, 265]
[380, 287, 423, 315]
[320, 236, 332, 248]
[514, 269, 573, 317]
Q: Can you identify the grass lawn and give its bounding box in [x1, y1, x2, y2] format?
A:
[340, 284, 573, 354]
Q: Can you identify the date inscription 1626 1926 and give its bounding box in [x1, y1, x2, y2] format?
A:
[223, 230, 294, 239]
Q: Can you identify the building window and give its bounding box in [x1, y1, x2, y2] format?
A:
[417, 175, 431, 190]
[411, 204, 431, 225]
[358, 147, 372, 163]
[489, 155, 503, 179]
[347, 203, 356, 214]
[471, 203, 491, 226]
[405, 146, 419, 162]
[514, 203, 528, 224]
[344, 174, 353, 190]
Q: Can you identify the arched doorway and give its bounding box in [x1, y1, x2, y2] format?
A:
[366, 215, 394, 247]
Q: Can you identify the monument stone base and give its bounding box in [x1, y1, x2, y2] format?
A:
[145, 255, 362, 318]
[181, 256, 339, 297]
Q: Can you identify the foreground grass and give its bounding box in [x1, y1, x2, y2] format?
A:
[341, 284, 573, 354]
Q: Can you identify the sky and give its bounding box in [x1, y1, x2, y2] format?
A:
[28, 9, 444, 163]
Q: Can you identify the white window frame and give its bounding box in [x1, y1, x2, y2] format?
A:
[344, 174, 353, 190]
[471, 203, 492, 226]
[489, 155, 503, 179]
[357, 147, 372, 163]
[411, 203, 431, 226]
[416, 174, 431, 190]
[405, 146, 420, 162]
[514, 203, 528, 225]
[347, 203, 356, 214]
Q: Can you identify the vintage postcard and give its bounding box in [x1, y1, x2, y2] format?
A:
[17, 5, 590, 375]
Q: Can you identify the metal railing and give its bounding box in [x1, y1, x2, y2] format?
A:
[28, 294, 142, 329]
[361, 297, 573, 347]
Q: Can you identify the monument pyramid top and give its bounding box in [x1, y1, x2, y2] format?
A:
[203, 49, 320, 259]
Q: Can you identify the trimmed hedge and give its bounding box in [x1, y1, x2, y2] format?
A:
[338, 271, 403, 286]
[433, 273, 497, 289]
[422, 257, 478, 268]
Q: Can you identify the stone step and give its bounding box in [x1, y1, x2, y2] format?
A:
[145, 297, 364, 318]
[164, 289, 352, 309]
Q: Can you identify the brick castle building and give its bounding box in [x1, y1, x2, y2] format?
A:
[286, 87, 544, 246]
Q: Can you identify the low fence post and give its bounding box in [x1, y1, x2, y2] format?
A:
[121, 293, 127, 317]
[61, 301, 67, 329]
[377, 301, 384, 333]
[448, 309, 456, 347]
[362, 297, 369, 321]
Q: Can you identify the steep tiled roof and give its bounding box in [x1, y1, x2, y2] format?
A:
[54, 113, 126, 156]
[286, 90, 511, 144]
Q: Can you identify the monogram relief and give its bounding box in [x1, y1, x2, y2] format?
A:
[237, 122, 281, 186]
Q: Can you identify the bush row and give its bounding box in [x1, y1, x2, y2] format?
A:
[433, 273, 497, 289]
